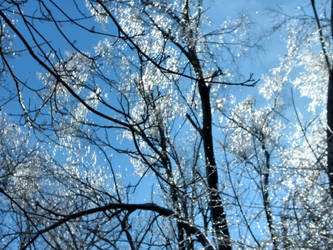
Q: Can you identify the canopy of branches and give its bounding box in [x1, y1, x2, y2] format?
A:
[0, 0, 332, 249]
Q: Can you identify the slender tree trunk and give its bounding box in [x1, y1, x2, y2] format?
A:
[199, 82, 231, 250]
[262, 146, 278, 249]
[311, 0, 333, 199]
[328, 0, 333, 200]
[327, 70, 333, 199]
[157, 120, 187, 250]
[197, 77, 231, 249]
[327, 0, 333, 200]
[186, 43, 230, 249]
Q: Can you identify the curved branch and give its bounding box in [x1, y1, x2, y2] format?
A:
[0, 9, 129, 129]
[21, 202, 215, 250]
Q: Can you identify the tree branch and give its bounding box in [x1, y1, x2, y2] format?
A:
[21, 202, 215, 250]
[0, 9, 130, 129]
[310, 0, 331, 70]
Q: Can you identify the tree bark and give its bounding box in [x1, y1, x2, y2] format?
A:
[327, 70, 333, 199]
[262, 146, 278, 249]
[311, 0, 333, 200]
[198, 81, 231, 250]
[188, 48, 231, 249]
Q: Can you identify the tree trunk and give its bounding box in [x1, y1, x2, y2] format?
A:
[328, 0, 333, 200]
[186, 43, 231, 249]
[327, 70, 333, 199]
[311, 0, 333, 200]
[198, 79, 231, 250]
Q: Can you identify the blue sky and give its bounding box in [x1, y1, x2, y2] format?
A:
[4, 0, 304, 115]
[0, 1, 320, 247]
[2, 0, 310, 186]
[1, 0, 309, 204]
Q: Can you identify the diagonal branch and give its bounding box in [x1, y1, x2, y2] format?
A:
[310, 0, 331, 70]
[0, 9, 129, 129]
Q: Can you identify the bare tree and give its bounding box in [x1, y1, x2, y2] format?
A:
[2, 0, 333, 249]
[0, 0, 258, 249]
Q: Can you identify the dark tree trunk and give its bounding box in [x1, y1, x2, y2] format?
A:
[327, 70, 333, 199]
[327, 0, 333, 200]
[262, 146, 278, 249]
[311, 0, 333, 200]
[198, 81, 231, 250]
[186, 43, 231, 249]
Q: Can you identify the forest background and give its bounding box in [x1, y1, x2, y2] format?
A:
[0, 0, 332, 249]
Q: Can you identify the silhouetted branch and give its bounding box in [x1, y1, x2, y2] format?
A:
[21, 202, 215, 250]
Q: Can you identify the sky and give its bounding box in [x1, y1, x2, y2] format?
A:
[209, 0, 303, 72]
[0, 1, 321, 247]
[1, 0, 312, 184]
[0, 0, 311, 201]
[3, 0, 305, 114]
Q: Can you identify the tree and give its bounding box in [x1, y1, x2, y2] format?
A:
[251, 0, 333, 248]
[0, 0, 257, 249]
[1, 0, 333, 249]
[309, 0, 333, 200]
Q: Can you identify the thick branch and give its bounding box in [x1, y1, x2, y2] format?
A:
[310, 0, 331, 70]
[21, 202, 214, 250]
[0, 9, 130, 129]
